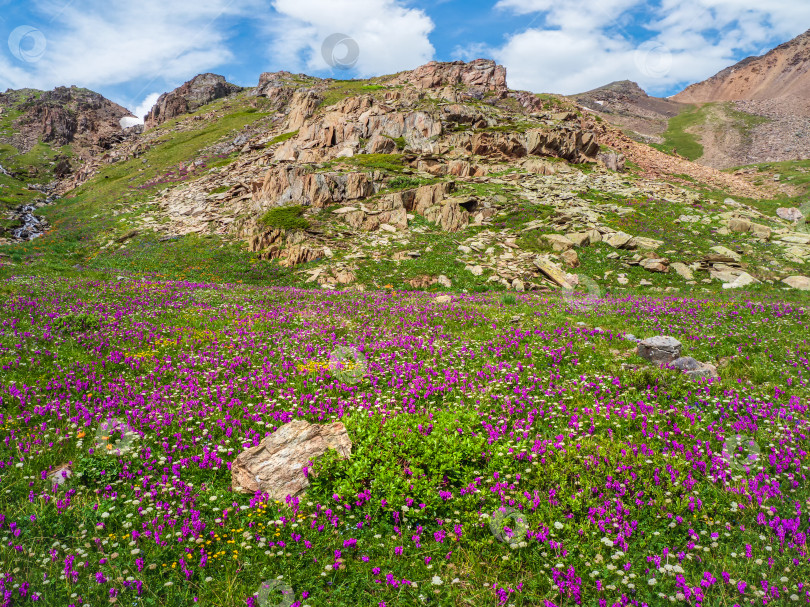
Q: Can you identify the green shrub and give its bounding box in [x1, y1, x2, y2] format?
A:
[259, 205, 310, 231]
[266, 130, 299, 147]
[501, 294, 517, 306]
[386, 176, 425, 190]
[345, 153, 405, 172]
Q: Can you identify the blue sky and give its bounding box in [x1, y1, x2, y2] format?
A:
[1, 0, 808, 121]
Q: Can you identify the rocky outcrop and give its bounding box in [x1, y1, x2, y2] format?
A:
[275, 96, 443, 162]
[231, 421, 351, 498]
[251, 166, 379, 208]
[144, 73, 241, 128]
[444, 126, 600, 163]
[524, 128, 600, 163]
[1, 86, 134, 153]
[388, 59, 508, 95]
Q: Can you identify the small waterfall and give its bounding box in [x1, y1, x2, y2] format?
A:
[6, 195, 57, 242]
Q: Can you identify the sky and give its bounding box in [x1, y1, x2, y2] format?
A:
[0, 0, 808, 121]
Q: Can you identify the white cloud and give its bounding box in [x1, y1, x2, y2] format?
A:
[118, 92, 162, 125]
[266, 0, 435, 77]
[0, 0, 260, 103]
[480, 0, 810, 95]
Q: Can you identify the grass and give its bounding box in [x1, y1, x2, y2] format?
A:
[652, 104, 706, 161]
[260, 205, 310, 231]
[0, 278, 807, 606]
[343, 153, 406, 173]
[266, 130, 299, 147]
[0, 97, 272, 279]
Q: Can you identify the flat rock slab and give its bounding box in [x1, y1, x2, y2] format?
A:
[637, 336, 682, 365]
[783, 276, 810, 291]
[232, 421, 351, 498]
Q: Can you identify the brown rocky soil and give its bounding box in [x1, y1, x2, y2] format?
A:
[674, 29, 810, 106]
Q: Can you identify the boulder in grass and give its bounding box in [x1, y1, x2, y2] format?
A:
[231, 421, 351, 499]
[670, 356, 719, 380]
[637, 336, 682, 365]
[777, 207, 804, 223]
[783, 276, 810, 291]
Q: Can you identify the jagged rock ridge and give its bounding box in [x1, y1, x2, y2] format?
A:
[144, 73, 243, 128]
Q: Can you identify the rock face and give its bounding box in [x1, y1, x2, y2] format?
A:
[144, 73, 241, 128]
[388, 59, 508, 94]
[231, 421, 352, 498]
[0, 86, 134, 154]
[637, 336, 682, 365]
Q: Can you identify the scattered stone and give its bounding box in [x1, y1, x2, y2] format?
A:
[710, 246, 740, 261]
[437, 275, 452, 288]
[716, 271, 759, 289]
[465, 265, 484, 276]
[670, 262, 694, 280]
[533, 256, 573, 289]
[728, 218, 752, 233]
[640, 258, 669, 273]
[604, 232, 633, 249]
[231, 421, 352, 498]
[782, 276, 810, 290]
[561, 249, 580, 267]
[543, 234, 575, 252]
[566, 232, 590, 247]
[435, 295, 453, 303]
[750, 223, 772, 240]
[596, 151, 625, 172]
[777, 207, 805, 223]
[637, 336, 682, 365]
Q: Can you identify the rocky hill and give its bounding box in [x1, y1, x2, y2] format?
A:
[569, 31, 810, 169]
[571, 80, 685, 145]
[674, 29, 810, 105]
[144, 73, 243, 128]
[0, 59, 808, 294]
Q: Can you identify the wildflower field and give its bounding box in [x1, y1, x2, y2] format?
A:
[0, 278, 808, 606]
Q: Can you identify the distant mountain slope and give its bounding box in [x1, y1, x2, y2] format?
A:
[674, 29, 810, 104]
[571, 80, 685, 145]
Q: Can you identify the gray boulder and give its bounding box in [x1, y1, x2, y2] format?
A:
[637, 336, 682, 365]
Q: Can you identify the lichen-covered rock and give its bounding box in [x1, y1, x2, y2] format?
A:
[231, 421, 351, 498]
[637, 336, 682, 365]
